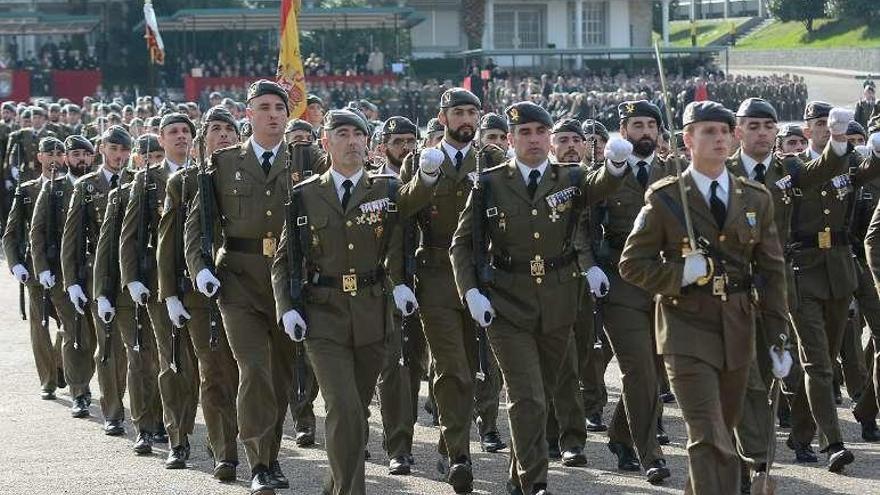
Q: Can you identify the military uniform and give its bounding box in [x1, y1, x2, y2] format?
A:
[272, 146, 405, 494]
[450, 100, 626, 494]
[2, 177, 64, 395]
[6, 125, 57, 183]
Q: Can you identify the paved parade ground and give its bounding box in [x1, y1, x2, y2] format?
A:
[0, 254, 877, 494]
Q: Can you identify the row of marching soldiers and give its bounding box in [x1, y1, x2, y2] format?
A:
[5, 74, 880, 495]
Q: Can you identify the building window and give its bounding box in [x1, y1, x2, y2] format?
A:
[566, 1, 608, 48]
[493, 4, 546, 49]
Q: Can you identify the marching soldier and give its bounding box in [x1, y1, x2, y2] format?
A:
[2, 138, 65, 400]
[859, 117, 880, 446]
[620, 101, 793, 494]
[593, 101, 675, 483]
[156, 106, 241, 479]
[5, 108, 44, 186]
[777, 124, 809, 155]
[93, 126, 166, 453]
[273, 109, 418, 494]
[854, 81, 876, 129]
[284, 119, 314, 145]
[449, 101, 629, 495]
[120, 113, 199, 469]
[184, 80, 298, 494]
[424, 118, 444, 148]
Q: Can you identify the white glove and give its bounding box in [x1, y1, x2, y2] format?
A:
[196, 268, 221, 298]
[67, 284, 87, 315]
[465, 288, 495, 328]
[681, 253, 708, 287]
[165, 295, 192, 328]
[11, 264, 28, 283]
[870, 132, 880, 155]
[585, 266, 610, 297]
[38, 270, 55, 289]
[827, 108, 854, 135]
[97, 296, 116, 323]
[4, 180, 13, 191]
[770, 348, 794, 379]
[282, 309, 308, 342]
[10, 166, 19, 181]
[856, 144, 871, 159]
[392, 284, 419, 317]
[127, 281, 150, 306]
[419, 148, 445, 176]
[604, 136, 633, 164]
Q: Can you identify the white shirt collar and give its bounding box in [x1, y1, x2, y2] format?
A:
[627, 153, 655, 174]
[100, 166, 118, 185]
[516, 159, 548, 184]
[441, 140, 471, 164]
[739, 150, 773, 182]
[165, 157, 187, 174]
[688, 166, 729, 207]
[329, 167, 364, 202]
[808, 142, 822, 160]
[251, 138, 283, 166]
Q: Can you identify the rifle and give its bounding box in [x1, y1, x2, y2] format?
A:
[169, 160, 190, 374]
[132, 162, 154, 352]
[44, 161, 59, 341]
[74, 177, 91, 351]
[286, 142, 310, 406]
[101, 184, 124, 363]
[473, 146, 493, 382]
[14, 184, 27, 320]
[399, 148, 420, 369]
[197, 137, 221, 350]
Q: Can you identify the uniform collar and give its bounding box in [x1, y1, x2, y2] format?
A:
[739, 149, 773, 181]
[515, 159, 548, 184]
[441, 139, 471, 162]
[689, 166, 729, 206]
[329, 167, 364, 200]
[627, 153, 655, 173]
[250, 137, 283, 165]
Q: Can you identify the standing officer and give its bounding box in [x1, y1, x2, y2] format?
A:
[395, 87, 503, 493]
[273, 109, 418, 495]
[620, 101, 792, 494]
[595, 101, 675, 483]
[2, 138, 65, 401]
[93, 125, 165, 453]
[450, 101, 628, 495]
[185, 80, 296, 494]
[854, 81, 876, 128]
[120, 113, 198, 469]
[372, 115, 430, 474]
[156, 106, 241, 480]
[859, 120, 880, 446]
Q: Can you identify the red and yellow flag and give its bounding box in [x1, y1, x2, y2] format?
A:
[143, 0, 165, 65]
[277, 0, 307, 118]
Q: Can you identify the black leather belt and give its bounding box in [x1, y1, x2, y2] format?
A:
[309, 268, 385, 293]
[223, 236, 277, 257]
[681, 277, 751, 296]
[792, 230, 848, 249]
[494, 251, 576, 277]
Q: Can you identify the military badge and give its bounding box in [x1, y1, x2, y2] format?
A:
[235, 170, 243, 181]
[387, 119, 397, 132]
[508, 107, 520, 124]
[831, 174, 852, 200]
[746, 211, 757, 228]
[625, 102, 636, 115]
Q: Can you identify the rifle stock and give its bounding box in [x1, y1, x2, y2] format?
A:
[472, 146, 493, 382]
[287, 142, 310, 406]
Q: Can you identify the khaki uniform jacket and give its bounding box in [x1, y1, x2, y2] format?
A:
[29, 175, 74, 278]
[119, 161, 179, 296]
[271, 167, 404, 347]
[5, 127, 54, 181]
[157, 166, 205, 307]
[619, 171, 789, 371]
[396, 143, 506, 310]
[93, 179, 135, 308]
[789, 149, 880, 300]
[2, 177, 44, 287]
[450, 158, 625, 334]
[60, 169, 115, 295]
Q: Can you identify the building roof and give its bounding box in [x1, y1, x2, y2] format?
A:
[0, 12, 101, 35]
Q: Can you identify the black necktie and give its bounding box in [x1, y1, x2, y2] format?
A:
[341, 179, 353, 210]
[260, 150, 273, 175]
[710, 180, 726, 229]
[754, 162, 766, 183]
[636, 161, 649, 189]
[454, 150, 463, 172]
[109, 174, 118, 190]
[527, 169, 540, 198]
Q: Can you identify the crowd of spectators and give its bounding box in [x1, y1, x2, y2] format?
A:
[1, 39, 99, 71]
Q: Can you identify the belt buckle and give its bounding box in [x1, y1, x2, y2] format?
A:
[342, 274, 358, 293]
[712, 274, 728, 301]
[530, 259, 545, 277]
[817, 231, 831, 249]
[262, 236, 277, 257]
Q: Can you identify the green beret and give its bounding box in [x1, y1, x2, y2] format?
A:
[736, 98, 778, 122]
[146, 116, 162, 128]
[847, 120, 867, 138]
[64, 135, 95, 154]
[247, 79, 289, 112]
[38, 137, 65, 153]
[137, 133, 162, 154]
[581, 119, 609, 140]
[306, 94, 324, 107]
[440, 87, 481, 109]
[1, 101, 16, 113]
[682, 101, 735, 128]
[865, 80, 876, 90]
[505, 101, 552, 128]
[382, 116, 418, 137]
[31, 106, 46, 117]
[48, 103, 61, 112]
[803, 101, 832, 121]
[285, 119, 313, 134]
[160, 112, 196, 136]
[479, 113, 508, 133]
[618, 100, 662, 125]
[426, 118, 444, 134]
[868, 115, 880, 135]
[102, 125, 133, 149]
[63, 104, 81, 114]
[209, 91, 222, 100]
[359, 99, 378, 113]
[202, 106, 239, 135]
[323, 109, 369, 135]
[19, 108, 32, 119]
[551, 118, 585, 139]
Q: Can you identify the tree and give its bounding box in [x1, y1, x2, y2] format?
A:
[829, 0, 880, 22]
[653, 1, 680, 36]
[768, 0, 827, 33]
[461, 0, 486, 50]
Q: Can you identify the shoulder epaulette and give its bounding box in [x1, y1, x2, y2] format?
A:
[646, 175, 678, 195]
[369, 173, 398, 181]
[737, 175, 769, 191]
[483, 163, 507, 174]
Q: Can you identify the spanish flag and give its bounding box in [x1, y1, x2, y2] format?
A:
[277, 0, 307, 118]
[143, 0, 165, 65]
